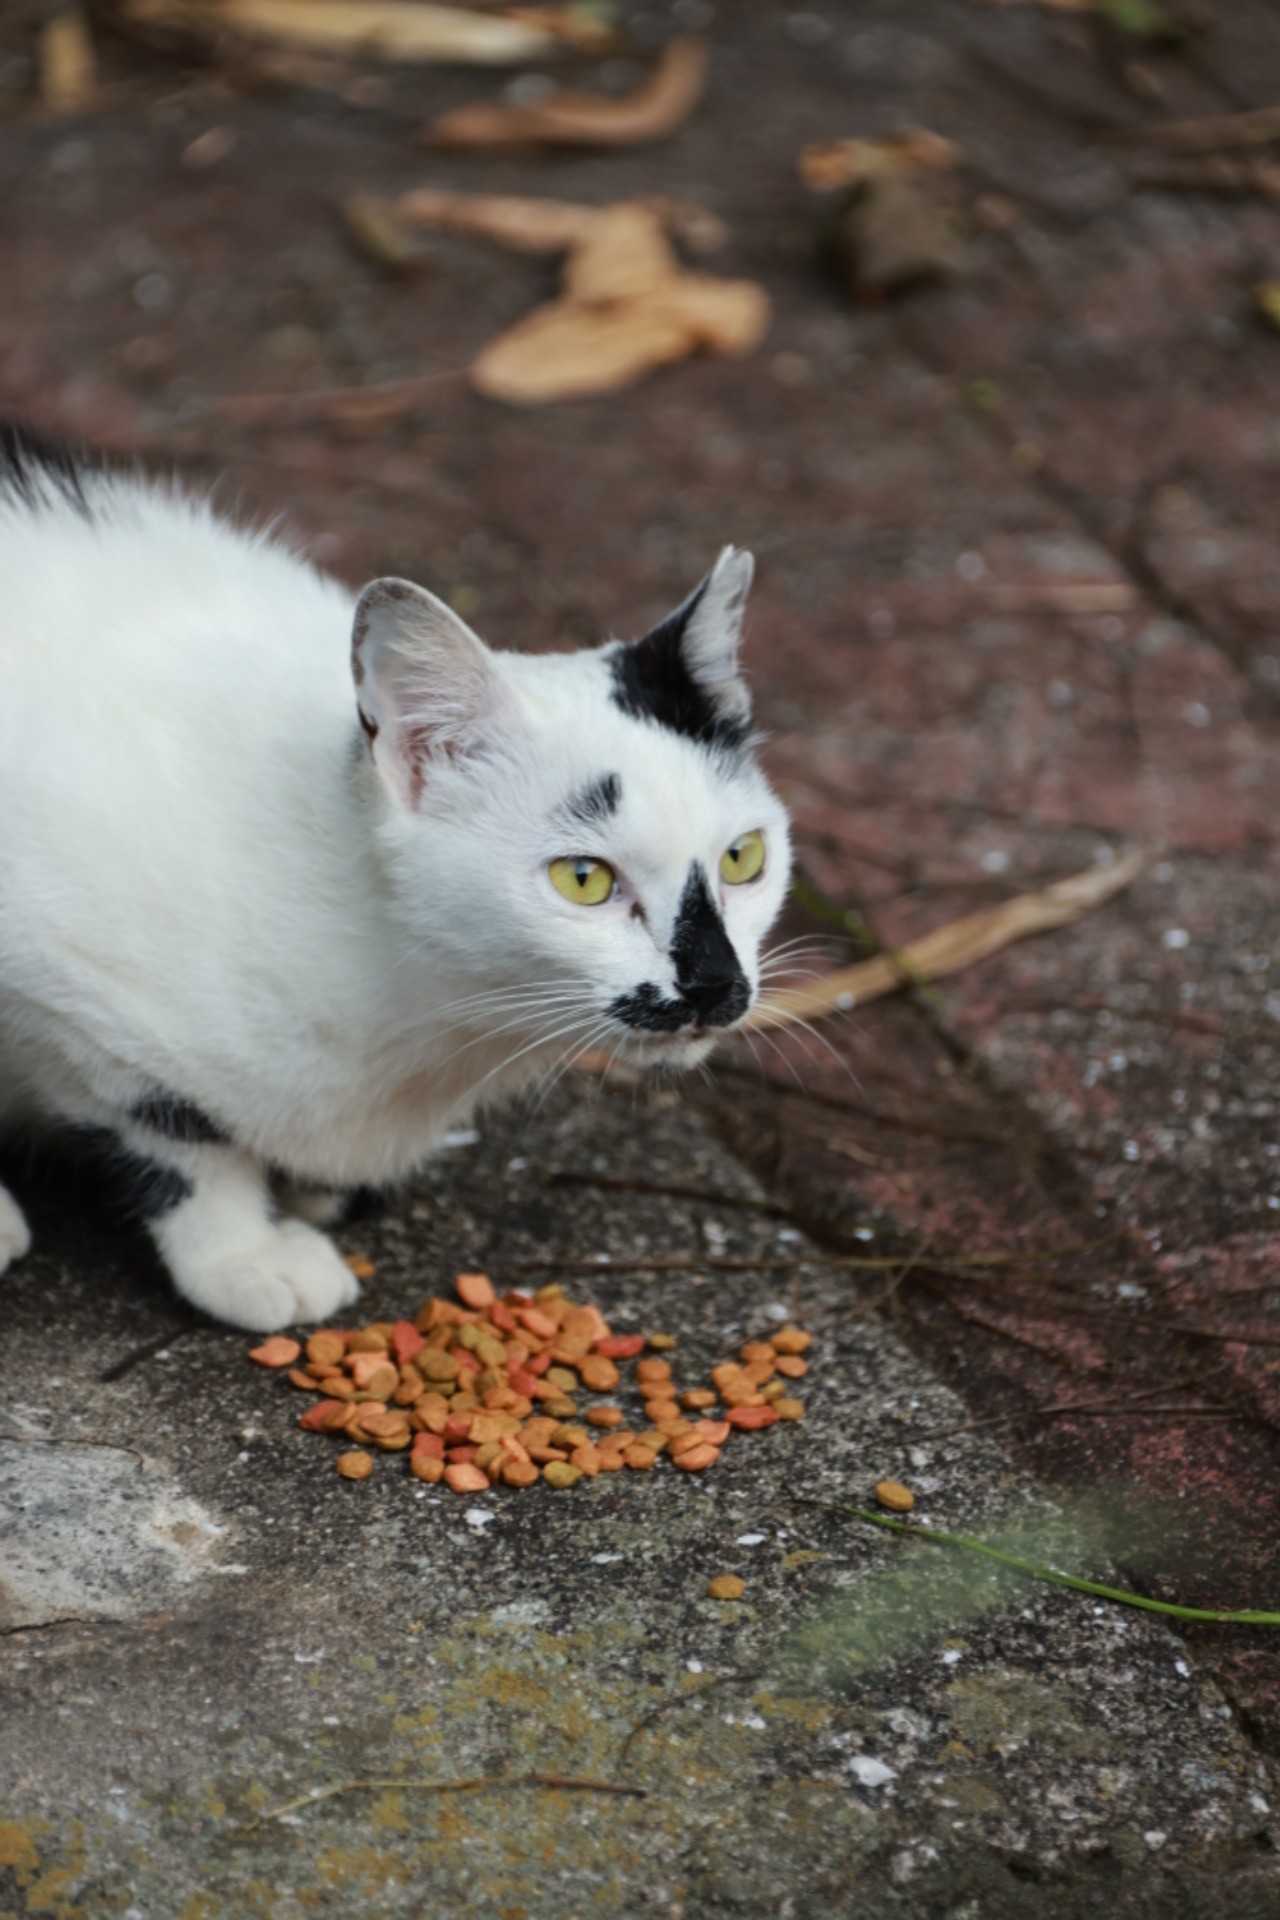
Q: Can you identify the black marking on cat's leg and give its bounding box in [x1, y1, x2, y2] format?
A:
[669, 862, 750, 1026]
[75, 1126, 194, 1221]
[0, 419, 92, 517]
[607, 586, 748, 755]
[129, 1091, 231, 1147]
[562, 772, 622, 830]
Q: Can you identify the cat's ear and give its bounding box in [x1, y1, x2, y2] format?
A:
[619, 547, 754, 744]
[352, 578, 510, 809]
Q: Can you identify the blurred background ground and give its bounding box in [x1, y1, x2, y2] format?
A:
[3, 0, 1280, 1914]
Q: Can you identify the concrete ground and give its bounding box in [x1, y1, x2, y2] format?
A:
[3, 0, 1280, 1914]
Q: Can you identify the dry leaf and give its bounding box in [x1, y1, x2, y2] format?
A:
[425, 34, 708, 147]
[800, 127, 962, 193]
[338, 194, 427, 277]
[41, 9, 96, 113]
[472, 300, 693, 403]
[830, 172, 967, 298]
[121, 0, 558, 63]
[644, 275, 771, 355]
[749, 851, 1147, 1028]
[563, 203, 677, 301]
[501, 5, 616, 51]
[397, 187, 601, 254]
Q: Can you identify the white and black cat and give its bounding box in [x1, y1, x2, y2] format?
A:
[0, 425, 792, 1329]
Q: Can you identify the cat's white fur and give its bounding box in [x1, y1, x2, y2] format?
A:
[0, 448, 791, 1328]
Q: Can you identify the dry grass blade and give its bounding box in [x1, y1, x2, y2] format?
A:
[122, 0, 558, 63]
[338, 195, 426, 277]
[240, 1771, 646, 1832]
[425, 35, 708, 147]
[749, 851, 1146, 1028]
[41, 9, 96, 112]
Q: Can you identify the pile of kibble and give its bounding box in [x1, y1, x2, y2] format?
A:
[248, 1271, 809, 1494]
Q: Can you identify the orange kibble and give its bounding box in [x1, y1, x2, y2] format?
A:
[643, 1400, 682, 1426]
[724, 1404, 779, 1431]
[336, 1449, 373, 1480]
[456, 1272, 496, 1310]
[875, 1479, 915, 1513]
[635, 1357, 672, 1385]
[287, 1367, 317, 1391]
[623, 1444, 657, 1470]
[775, 1355, 808, 1379]
[585, 1405, 624, 1429]
[248, 1336, 301, 1369]
[409, 1453, 444, 1483]
[502, 1458, 540, 1488]
[740, 1342, 776, 1364]
[347, 1329, 389, 1355]
[693, 1419, 730, 1446]
[742, 1358, 776, 1386]
[672, 1443, 719, 1472]
[707, 1574, 745, 1600]
[345, 1254, 377, 1280]
[771, 1326, 812, 1355]
[306, 1330, 347, 1367]
[680, 1389, 717, 1411]
[518, 1307, 558, 1341]
[569, 1444, 602, 1477]
[578, 1354, 620, 1392]
[444, 1463, 491, 1494]
[668, 1429, 707, 1459]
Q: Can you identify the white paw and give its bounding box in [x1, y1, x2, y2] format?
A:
[173, 1223, 362, 1331]
[277, 1184, 347, 1228]
[0, 1186, 32, 1271]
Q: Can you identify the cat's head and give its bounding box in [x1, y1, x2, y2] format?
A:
[352, 549, 791, 1074]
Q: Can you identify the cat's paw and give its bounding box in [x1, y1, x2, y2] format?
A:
[173, 1223, 362, 1331]
[0, 1186, 32, 1272]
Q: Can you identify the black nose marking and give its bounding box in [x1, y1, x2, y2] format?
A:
[669, 862, 750, 1028]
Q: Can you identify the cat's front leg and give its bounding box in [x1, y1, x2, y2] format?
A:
[0, 1184, 32, 1273]
[124, 1121, 362, 1331]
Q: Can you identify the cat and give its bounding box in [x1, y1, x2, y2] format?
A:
[0, 424, 792, 1330]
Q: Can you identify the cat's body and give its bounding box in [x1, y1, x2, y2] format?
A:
[0, 428, 791, 1328]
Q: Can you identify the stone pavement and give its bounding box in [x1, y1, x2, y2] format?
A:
[3, 0, 1280, 1913]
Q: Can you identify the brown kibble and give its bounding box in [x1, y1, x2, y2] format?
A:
[360, 1409, 410, 1441]
[456, 1271, 496, 1309]
[623, 1444, 657, 1470]
[306, 1331, 347, 1368]
[646, 1331, 677, 1351]
[550, 1423, 590, 1450]
[569, 1444, 601, 1476]
[771, 1326, 812, 1355]
[409, 1453, 444, 1483]
[542, 1461, 584, 1489]
[636, 1357, 671, 1385]
[707, 1574, 745, 1600]
[502, 1458, 539, 1488]
[578, 1354, 620, 1392]
[543, 1395, 579, 1419]
[287, 1367, 317, 1391]
[336, 1449, 374, 1480]
[680, 1388, 717, 1411]
[761, 1380, 786, 1403]
[672, 1443, 719, 1472]
[875, 1479, 915, 1513]
[775, 1355, 808, 1379]
[347, 1329, 389, 1354]
[740, 1342, 776, 1364]
[669, 1429, 708, 1459]
[444, 1463, 491, 1494]
[248, 1336, 301, 1369]
[643, 1400, 682, 1426]
[585, 1405, 624, 1428]
[774, 1398, 805, 1422]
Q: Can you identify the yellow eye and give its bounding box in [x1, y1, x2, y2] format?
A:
[549, 856, 616, 906]
[720, 830, 766, 886]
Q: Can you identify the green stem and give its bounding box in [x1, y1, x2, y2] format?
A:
[836, 1504, 1280, 1626]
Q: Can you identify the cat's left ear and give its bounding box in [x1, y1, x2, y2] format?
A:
[352, 578, 510, 809]
[624, 546, 755, 741]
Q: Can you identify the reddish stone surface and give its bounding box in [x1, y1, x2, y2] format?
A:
[3, 0, 1279, 1744]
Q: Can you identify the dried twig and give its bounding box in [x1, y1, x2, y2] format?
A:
[750, 851, 1146, 1027]
[1104, 102, 1280, 155]
[546, 1170, 784, 1215]
[618, 1672, 762, 1773]
[240, 1771, 646, 1833]
[423, 36, 708, 149]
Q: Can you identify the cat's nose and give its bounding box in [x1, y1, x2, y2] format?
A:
[678, 973, 751, 1027]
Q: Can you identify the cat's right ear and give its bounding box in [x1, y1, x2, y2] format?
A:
[352, 578, 510, 810]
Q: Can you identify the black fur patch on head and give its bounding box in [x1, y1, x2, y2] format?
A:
[0, 420, 91, 517]
[670, 863, 750, 1025]
[76, 1127, 193, 1220]
[129, 1092, 230, 1148]
[608, 585, 747, 754]
[561, 772, 622, 830]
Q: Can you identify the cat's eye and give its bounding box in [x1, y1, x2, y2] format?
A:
[549, 856, 617, 906]
[720, 830, 766, 886]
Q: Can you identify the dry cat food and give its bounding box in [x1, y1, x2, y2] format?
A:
[247, 1276, 808, 1494]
